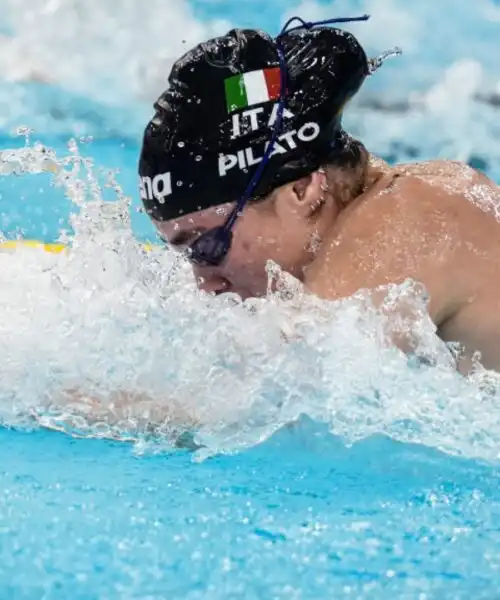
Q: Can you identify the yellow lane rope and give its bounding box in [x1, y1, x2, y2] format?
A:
[0, 240, 159, 253]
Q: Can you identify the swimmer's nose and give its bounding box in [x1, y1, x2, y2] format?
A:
[193, 267, 230, 295]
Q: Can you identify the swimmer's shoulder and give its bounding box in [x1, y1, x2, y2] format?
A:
[331, 161, 466, 254]
[377, 159, 499, 229]
[338, 157, 498, 238]
[355, 156, 468, 213]
[352, 159, 497, 228]
[392, 159, 497, 196]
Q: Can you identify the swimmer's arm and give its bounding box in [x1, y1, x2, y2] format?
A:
[32, 388, 201, 448]
[62, 389, 200, 426]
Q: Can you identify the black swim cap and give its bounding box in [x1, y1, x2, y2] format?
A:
[138, 26, 369, 222]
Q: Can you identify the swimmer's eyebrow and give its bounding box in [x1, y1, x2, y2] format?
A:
[167, 227, 207, 247]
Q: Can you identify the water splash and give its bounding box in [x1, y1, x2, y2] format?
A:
[1, 141, 500, 462]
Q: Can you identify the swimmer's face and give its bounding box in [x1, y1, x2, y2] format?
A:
[154, 170, 332, 299]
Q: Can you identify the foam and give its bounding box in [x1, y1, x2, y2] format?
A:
[0, 145, 498, 461]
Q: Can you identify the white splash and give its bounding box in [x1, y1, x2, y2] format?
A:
[0, 143, 500, 462]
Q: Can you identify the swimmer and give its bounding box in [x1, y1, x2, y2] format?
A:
[138, 17, 500, 373]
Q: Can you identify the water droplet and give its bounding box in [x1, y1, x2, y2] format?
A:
[177, 180, 183, 187]
[195, 155, 203, 162]
[177, 141, 185, 148]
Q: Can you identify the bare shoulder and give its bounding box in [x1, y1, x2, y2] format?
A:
[337, 168, 448, 235]
[307, 175, 426, 277]
[304, 159, 499, 324]
[394, 159, 474, 179]
[335, 160, 499, 256]
[311, 158, 498, 276]
[305, 169, 459, 311]
[393, 159, 497, 197]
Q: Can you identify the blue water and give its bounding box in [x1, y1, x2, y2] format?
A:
[3, 425, 500, 599]
[1, 0, 500, 598]
[0, 135, 154, 242]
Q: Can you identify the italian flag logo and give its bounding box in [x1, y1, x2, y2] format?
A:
[224, 67, 282, 114]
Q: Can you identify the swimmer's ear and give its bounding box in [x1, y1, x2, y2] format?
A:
[288, 170, 327, 218]
[273, 170, 327, 220]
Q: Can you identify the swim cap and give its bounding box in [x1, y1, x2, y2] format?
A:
[138, 26, 369, 221]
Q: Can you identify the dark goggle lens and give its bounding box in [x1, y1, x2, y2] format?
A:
[188, 226, 233, 267]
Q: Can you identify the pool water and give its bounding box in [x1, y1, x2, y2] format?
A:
[1, 0, 500, 598]
[3, 425, 500, 599]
